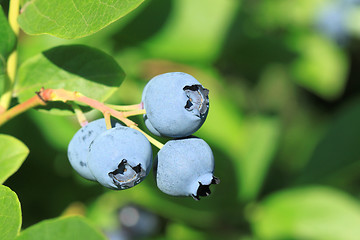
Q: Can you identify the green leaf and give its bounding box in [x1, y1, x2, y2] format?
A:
[251, 186, 360, 240]
[0, 185, 22, 240]
[87, 182, 219, 231]
[143, 0, 239, 63]
[0, 134, 29, 184]
[166, 222, 207, 240]
[290, 33, 348, 100]
[238, 116, 280, 201]
[18, 0, 144, 39]
[16, 216, 106, 240]
[298, 97, 360, 184]
[0, 6, 16, 59]
[15, 45, 125, 110]
[199, 102, 280, 201]
[255, 0, 325, 29]
[0, 6, 16, 97]
[0, 61, 6, 96]
[27, 110, 78, 150]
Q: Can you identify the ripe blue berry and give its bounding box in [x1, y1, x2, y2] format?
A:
[316, 3, 348, 43]
[143, 72, 209, 138]
[142, 81, 161, 136]
[88, 126, 153, 190]
[155, 137, 219, 200]
[315, 0, 360, 43]
[68, 118, 113, 181]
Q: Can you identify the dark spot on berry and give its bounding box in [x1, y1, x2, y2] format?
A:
[87, 130, 93, 138]
[79, 161, 87, 167]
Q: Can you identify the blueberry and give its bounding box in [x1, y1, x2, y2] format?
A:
[88, 126, 153, 190]
[141, 81, 162, 136]
[68, 118, 115, 181]
[155, 137, 219, 200]
[315, 0, 360, 44]
[143, 72, 209, 138]
[316, 3, 348, 43]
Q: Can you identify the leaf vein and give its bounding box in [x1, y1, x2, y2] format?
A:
[31, 1, 67, 32]
[97, 0, 119, 11]
[71, 0, 89, 27]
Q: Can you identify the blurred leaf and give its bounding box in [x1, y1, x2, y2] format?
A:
[348, 7, 360, 37]
[87, 183, 218, 231]
[27, 110, 77, 150]
[199, 96, 280, 202]
[18, 0, 144, 39]
[251, 186, 360, 240]
[143, 0, 239, 63]
[0, 6, 16, 97]
[0, 134, 29, 184]
[0, 185, 22, 240]
[239, 116, 281, 201]
[16, 216, 106, 240]
[255, 0, 324, 29]
[290, 33, 348, 100]
[215, 10, 296, 82]
[15, 44, 125, 113]
[298, 97, 360, 184]
[110, 0, 172, 52]
[166, 222, 206, 240]
[0, 61, 6, 96]
[0, 6, 16, 59]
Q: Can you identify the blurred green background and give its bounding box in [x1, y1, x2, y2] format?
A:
[2, 0, 360, 239]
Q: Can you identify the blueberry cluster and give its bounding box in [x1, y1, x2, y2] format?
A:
[68, 118, 153, 189]
[68, 72, 219, 200]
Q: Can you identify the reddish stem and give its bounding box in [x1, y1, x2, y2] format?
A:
[0, 88, 164, 149]
[40, 88, 135, 127]
[0, 94, 46, 126]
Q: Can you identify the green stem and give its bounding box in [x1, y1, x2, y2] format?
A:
[103, 111, 112, 129]
[131, 125, 164, 149]
[123, 109, 146, 118]
[46, 89, 163, 148]
[9, 0, 20, 35]
[105, 103, 144, 111]
[70, 102, 88, 127]
[0, 0, 20, 113]
[0, 88, 164, 149]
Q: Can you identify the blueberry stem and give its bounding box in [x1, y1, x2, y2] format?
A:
[104, 111, 112, 129]
[39, 88, 135, 127]
[0, 88, 165, 149]
[130, 125, 164, 149]
[122, 109, 146, 118]
[70, 102, 88, 127]
[105, 103, 144, 111]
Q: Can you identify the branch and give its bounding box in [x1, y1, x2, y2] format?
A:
[0, 93, 46, 126]
[0, 88, 164, 149]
